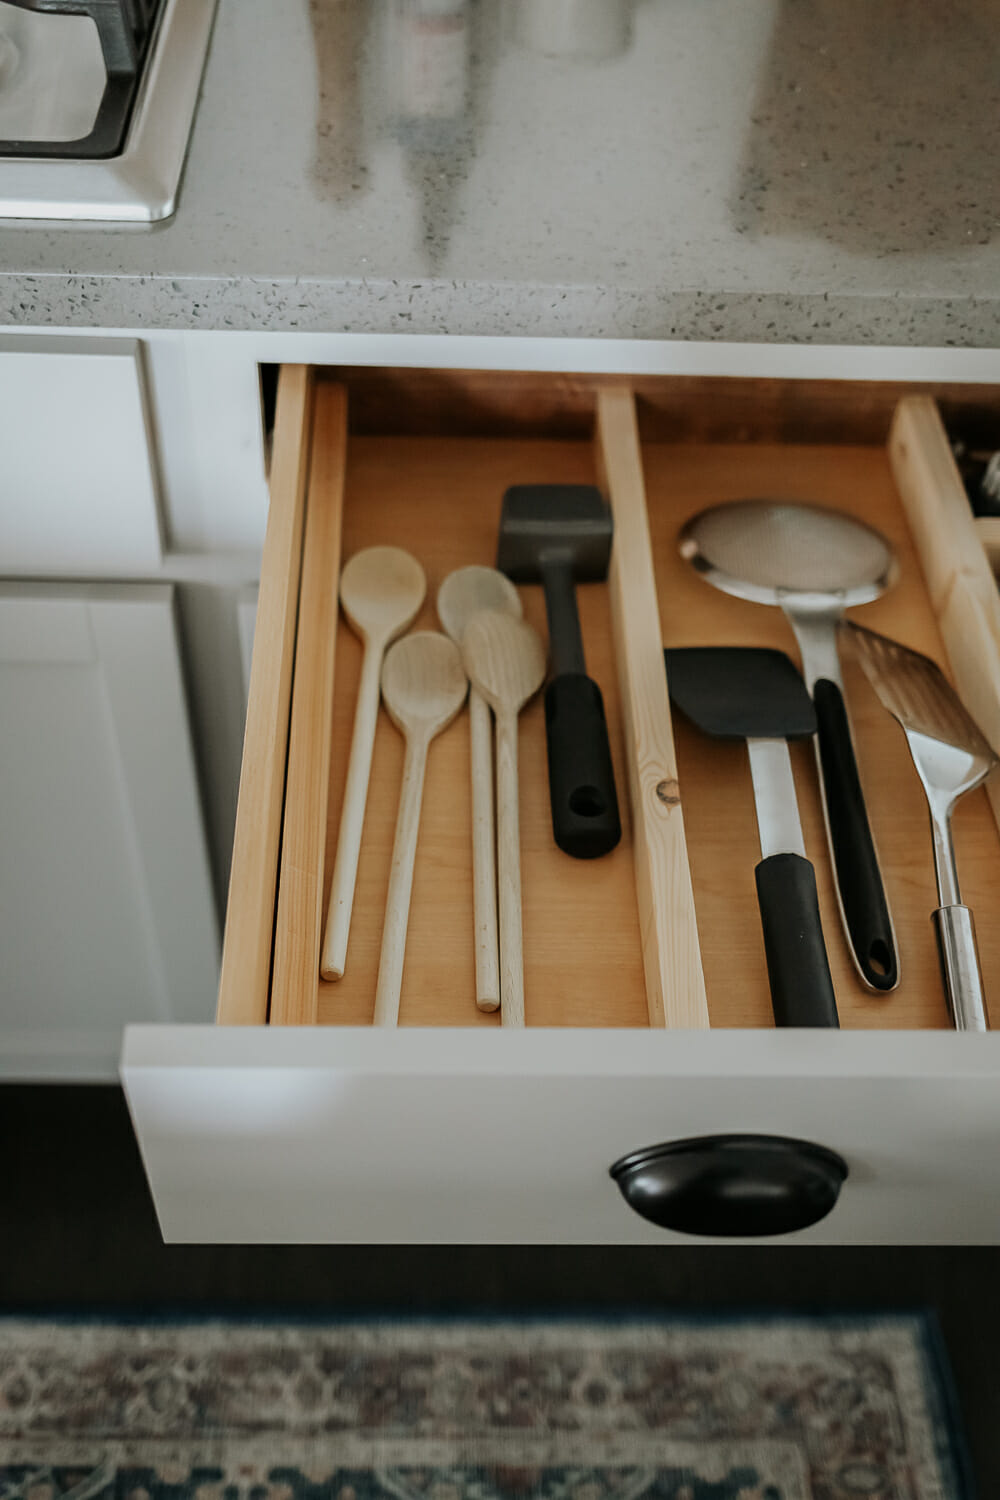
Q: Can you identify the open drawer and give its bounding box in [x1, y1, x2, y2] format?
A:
[123, 364, 1000, 1244]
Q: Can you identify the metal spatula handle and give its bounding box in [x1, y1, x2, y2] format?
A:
[934, 906, 988, 1032]
[928, 800, 989, 1032]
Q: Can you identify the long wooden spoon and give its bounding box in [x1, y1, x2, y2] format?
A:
[321, 546, 426, 981]
[437, 566, 523, 1013]
[374, 631, 468, 1026]
[462, 610, 546, 1027]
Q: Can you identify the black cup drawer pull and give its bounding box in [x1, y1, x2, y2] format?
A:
[610, 1133, 848, 1238]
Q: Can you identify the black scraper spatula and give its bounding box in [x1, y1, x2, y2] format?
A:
[498, 484, 621, 859]
[664, 646, 840, 1028]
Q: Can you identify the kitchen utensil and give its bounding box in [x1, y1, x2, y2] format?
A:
[680, 500, 899, 994]
[321, 545, 426, 981]
[462, 609, 547, 1027]
[845, 621, 997, 1032]
[373, 631, 468, 1027]
[664, 646, 840, 1028]
[497, 483, 621, 859]
[437, 565, 523, 1013]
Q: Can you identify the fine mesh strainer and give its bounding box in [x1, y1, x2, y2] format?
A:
[680, 499, 899, 993]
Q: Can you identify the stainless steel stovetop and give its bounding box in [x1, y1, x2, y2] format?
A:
[0, 0, 216, 221]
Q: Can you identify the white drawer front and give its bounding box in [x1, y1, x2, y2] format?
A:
[122, 1027, 1000, 1244]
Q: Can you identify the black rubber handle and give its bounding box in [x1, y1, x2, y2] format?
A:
[544, 673, 622, 859]
[755, 852, 840, 1027]
[813, 677, 898, 991]
[610, 1133, 848, 1237]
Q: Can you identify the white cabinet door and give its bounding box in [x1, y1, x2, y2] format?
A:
[0, 335, 164, 575]
[0, 584, 219, 1079]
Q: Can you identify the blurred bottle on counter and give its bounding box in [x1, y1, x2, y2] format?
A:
[513, 0, 634, 61]
[381, 0, 479, 266]
[388, 0, 470, 134]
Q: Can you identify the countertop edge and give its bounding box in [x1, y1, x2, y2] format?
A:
[3, 273, 1000, 347]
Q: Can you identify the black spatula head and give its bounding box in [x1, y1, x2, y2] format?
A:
[664, 647, 816, 741]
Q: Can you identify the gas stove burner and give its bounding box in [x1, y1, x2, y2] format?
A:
[0, 0, 167, 156]
[0, 0, 168, 157]
[0, 0, 216, 220]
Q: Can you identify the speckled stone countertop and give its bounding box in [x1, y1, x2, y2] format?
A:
[1, 0, 999, 344]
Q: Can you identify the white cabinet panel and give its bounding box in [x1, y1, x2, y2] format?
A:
[141, 338, 270, 553]
[0, 585, 219, 1079]
[0, 335, 163, 574]
[172, 581, 255, 917]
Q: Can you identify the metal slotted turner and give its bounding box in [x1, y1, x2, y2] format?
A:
[845, 621, 997, 1031]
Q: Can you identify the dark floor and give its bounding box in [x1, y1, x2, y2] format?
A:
[3, 1085, 996, 1492]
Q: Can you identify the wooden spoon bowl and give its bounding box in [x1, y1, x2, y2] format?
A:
[437, 565, 522, 644]
[340, 545, 426, 644]
[463, 610, 547, 717]
[381, 630, 469, 742]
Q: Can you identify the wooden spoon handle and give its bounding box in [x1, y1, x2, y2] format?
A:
[470, 687, 500, 1012]
[495, 706, 525, 1028]
[321, 639, 383, 980]
[373, 731, 430, 1027]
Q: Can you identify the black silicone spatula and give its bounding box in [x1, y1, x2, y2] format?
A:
[497, 484, 621, 858]
[664, 646, 840, 1028]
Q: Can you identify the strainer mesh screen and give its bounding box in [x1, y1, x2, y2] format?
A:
[691, 503, 890, 593]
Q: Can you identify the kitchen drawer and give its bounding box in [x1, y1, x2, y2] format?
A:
[123, 364, 1000, 1244]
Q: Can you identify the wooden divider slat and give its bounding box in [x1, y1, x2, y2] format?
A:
[270, 384, 349, 1025]
[889, 396, 1000, 834]
[216, 366, 314, 1025]
[596, 388, 710, 1028]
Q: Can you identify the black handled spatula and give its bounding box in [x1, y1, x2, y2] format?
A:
[498, 484, 621, 858]
[664, 646, 840, 1028]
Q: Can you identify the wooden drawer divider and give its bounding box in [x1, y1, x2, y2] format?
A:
[597, 388, 709, 1027]
[216, 365, 314, 1027]
[889, 396, 1000, 834]
[270, 385, 349, 1025]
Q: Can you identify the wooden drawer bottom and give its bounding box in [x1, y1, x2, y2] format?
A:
[261, 374, 1000, 1034]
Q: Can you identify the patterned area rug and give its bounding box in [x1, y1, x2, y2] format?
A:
[0, 1315, 966, 1499]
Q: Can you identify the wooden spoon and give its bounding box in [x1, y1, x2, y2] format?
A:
[437, 566, 523, 1013]
[462, 610, 546, 1027]
[321, 546, 426, 981]
[374, 632, 468, 1026]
